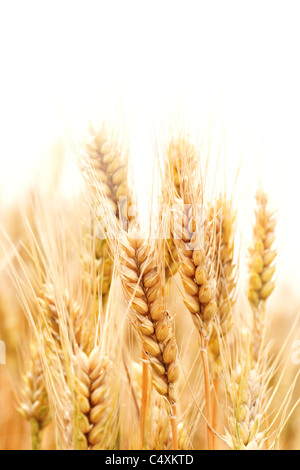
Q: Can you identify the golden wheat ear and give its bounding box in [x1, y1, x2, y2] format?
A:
[173, 186, 219, 447]
[73, 346, 118, 450]
[117, 233, 179, 449]
[206, 197, 237, 448]
[248, 190, 276, 362]
[79, 124, 135, 307]
[161, 138, 197, 284]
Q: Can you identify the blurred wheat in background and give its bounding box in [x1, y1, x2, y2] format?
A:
[0, 0, 300, 451]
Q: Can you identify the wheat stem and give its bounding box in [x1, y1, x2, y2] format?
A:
[200, 336, 214, 450]
[212, 378, 219, 449]
[170, 403, 179, 450]
[30, 417, 43, 450]
[141, 351, 149, 447]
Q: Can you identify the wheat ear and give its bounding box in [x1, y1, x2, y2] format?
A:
[208, 198, 236, 373]
[224, 329, 267, 450]
[248, 190, 276, 362]
[163, 138, 196, 283]
[81, 125, 133, 305]
[118, 234, 179, 449]
[73, 346, 117, 450]
[208, 198, 237, 447]
[17, 342, 51, 450]
[174, 199, 216, 449]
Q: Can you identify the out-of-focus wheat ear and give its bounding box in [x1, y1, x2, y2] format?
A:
[73, 346, 118, 450]
[80, 125, 135, 305]
[72, 349, 91, 450]
[88, 348, 118, 450]
[248, 190, 276, 361]
[118, 234, 179, 449]
[168, 138, 197, 199]
[207, 198, 237, 448]
[162, 138, 197, 284]
[17, 341, 51, 450]
[208, 198, 237, 375]
[223, 328, 268, 450]
[81, 223, 115, 308]
[38, 284, 83, 355]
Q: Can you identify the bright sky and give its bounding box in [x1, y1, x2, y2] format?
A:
[0, 1, 299, 297]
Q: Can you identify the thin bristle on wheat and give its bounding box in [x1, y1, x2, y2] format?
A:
[118, 234, 178, 405]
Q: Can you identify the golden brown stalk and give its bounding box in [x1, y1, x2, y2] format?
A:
[73, 346, 117, 450]
[17, 342, 51, 450]
[118, 234, 179, 449]
[132, 362, 189, 450]
[141, 351, 149, 447]
[212, 378, 219, 449]
[248, 190, 276, 361]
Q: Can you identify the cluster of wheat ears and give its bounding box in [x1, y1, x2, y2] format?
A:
[1, 124, 299, 451]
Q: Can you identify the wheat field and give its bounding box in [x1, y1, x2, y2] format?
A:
[0, 125, 299, 451]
